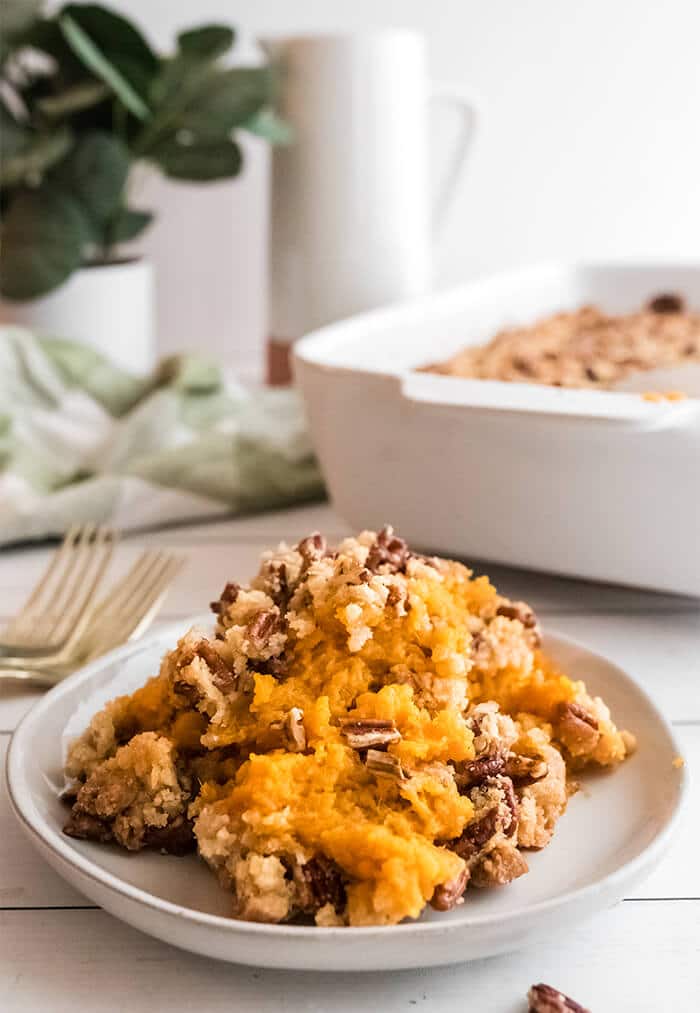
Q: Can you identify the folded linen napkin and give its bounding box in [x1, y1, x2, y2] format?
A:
[0, 327, 324, 546]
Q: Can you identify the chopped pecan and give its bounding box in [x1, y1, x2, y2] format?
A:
[247, 609, 284, 648]
[366, 526, 411, 574]
[500, 776, 519, 837]
[496, 600, 538, 627]
[257, 656, 289, 679]
[454, 806, 499, 856]
[528, 983, 590, 1013]
[365, 749, 406, 781]
[270, 707, 306, 752]
[299, 856, 347, 914]
[142, 815, 196, 856]
[503, 753, 548, 783]
[296, 532, 328, 572]
[63, 811, 113, 843]
[210, 581, 240, 615]
[648, 292, 685, 314]
[454, 753, 505, 790]
[198, 642, 237, 694]
[339, 718, 401, 749]
[429, 865, 469, 911]
[286, 708, 306, 751]
[266, 560, 292, 610]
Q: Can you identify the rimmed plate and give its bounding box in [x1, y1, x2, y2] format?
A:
[6, 620, 687, 971]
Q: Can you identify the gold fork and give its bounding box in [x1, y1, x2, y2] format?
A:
[0, 549, 185, 687]
[0, 524, 116, 665]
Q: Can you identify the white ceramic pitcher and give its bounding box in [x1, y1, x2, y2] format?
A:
[262, 30, 479, 383]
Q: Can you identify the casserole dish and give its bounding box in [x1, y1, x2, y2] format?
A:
[294, 263, 700, 596]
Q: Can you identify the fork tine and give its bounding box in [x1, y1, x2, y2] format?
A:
[114, 555, 181, 631]
[2, 525, 83, 642]
[84, 555, 184, 661]
[32, 523, 99, 645]
[86, 550, 161, 629]
[123, 558, 185, 642]
[48, 527, 116, 650]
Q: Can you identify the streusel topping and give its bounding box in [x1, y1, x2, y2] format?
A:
[425, 295, 700, 389]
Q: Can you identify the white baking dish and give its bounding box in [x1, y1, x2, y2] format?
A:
[294, 263, 700, 596]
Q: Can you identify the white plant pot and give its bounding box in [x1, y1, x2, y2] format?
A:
[0, 258, 156, 374]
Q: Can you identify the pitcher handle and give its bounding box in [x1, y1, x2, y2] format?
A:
[429, 84, 480, 235]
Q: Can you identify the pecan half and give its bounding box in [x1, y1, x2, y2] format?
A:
[429, 866, 469, 911]
[339, 718, 401, 749]
[365, 748, 407, 781]
[454, 753, 505, 790]
[528, 983, 590, 1013]
[366, 526, 411, 574]
[504, 753, 548, 783]
[556, 701, 600, 755]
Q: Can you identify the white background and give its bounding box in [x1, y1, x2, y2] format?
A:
[79, 1, 700, 372]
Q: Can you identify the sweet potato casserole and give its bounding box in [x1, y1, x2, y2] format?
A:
[63, 529, 634, 926]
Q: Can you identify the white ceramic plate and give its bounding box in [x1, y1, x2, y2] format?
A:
[6, 620, 687, 971]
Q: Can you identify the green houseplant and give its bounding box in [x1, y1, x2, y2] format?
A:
[0, 1, 287, 301]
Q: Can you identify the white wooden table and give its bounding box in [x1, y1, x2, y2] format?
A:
[1, 504, 698, 1011]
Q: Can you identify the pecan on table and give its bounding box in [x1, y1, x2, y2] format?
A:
[528, 982, 590, 1013]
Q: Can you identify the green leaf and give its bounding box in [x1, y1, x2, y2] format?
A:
[52, 131, 129, 229]
[177, 67, 273, 136]
[37, 80, 110, 118]
[109, 207, 153, 243]
[0, 126, 73, 186]
[58, 11, 150, 120]
[138, 61, 272, 154]
[59, 4, 158, 85]
[177, 25, 235, 59]
[150, 137, 242, 181]
[244, 106, 293, 144]
[0, 189, 90, 299]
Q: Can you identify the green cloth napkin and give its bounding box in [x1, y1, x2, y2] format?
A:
[0, 326, 325, 545]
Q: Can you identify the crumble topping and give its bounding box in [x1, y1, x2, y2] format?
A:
[63, 528, 634, 927]
[425, 295, 700, 390]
